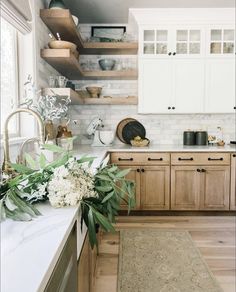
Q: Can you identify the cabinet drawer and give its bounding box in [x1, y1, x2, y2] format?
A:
[110, 152, 170, 165]
[171, 153, 230, 165]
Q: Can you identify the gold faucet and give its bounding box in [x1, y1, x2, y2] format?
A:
[2, 108, 45, 174]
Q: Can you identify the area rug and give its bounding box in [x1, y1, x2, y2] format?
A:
[118, 230, 223, 292]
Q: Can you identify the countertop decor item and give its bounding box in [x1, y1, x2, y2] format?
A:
[99, 130, 115, 145]
[116, 118, 137, 143]
[86, 86, 103, 98]
[183, 130, 195, 145]
[99, 59, 116, 71]
[49, 0, 66, 9]
[118, 230, 223, 292]
[130, 136, 150, 147]
[195, 131, 208, 145]
[48, 40, 77, 53]
[0, 144, 135, 248]
[122, 120, 146, 145]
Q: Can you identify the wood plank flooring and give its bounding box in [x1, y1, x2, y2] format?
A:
[93, 216, 236, 292]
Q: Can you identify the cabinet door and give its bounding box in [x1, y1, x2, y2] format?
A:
[139, 58, 173, 113]
[173, 28, 204, 57]
[173, 59, 205, 113]
[200, 166, 230, 210]
[78, 235, 90, 292]
[141, 28, 172, 57]
[118, 166, 141, 210]
[205, 59, 235, 113]
[45, 224, 77, 292]
[171, 166, 200, 210]
[230, 154, 236, 210]
[207, 28, 235, 56]
[140, 166, 170, 210]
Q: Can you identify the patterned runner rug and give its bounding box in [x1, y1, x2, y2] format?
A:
[118, 230, 223, 292]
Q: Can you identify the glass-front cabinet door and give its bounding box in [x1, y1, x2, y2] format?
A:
[208, 27, 235, 55]
[173, 28, 203, 56]
[142, 28, 171, 56]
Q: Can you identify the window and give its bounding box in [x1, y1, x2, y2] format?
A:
[0, 17, 20, 136]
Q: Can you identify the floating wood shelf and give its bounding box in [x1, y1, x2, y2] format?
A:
[43, 88, 138, 105]
[41, 49, 138, 80]
[40, 9, 138, 55]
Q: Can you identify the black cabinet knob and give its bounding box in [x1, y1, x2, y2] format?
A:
[233, 154, 236, 157]
[168, 106, 171, 110]
[173, 52, 176, 55]
[168, 52, 172, 56]
[197, 169, 201, 172]
[141, 169, 145, 173]
[201, 169, 206, 172]
[137, 169, 140, 172]
[234, 106, 236, 110]
[172, 107, 175, 110]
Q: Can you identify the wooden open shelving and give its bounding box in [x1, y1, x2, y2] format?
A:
[41, 49, 138, 80]
[40, 9, 138, 55]
[43, 88, 138, 105]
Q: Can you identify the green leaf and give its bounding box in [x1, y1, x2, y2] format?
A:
[88, 207, 97, 249]
[101, 191, 114, 203]
[77, 156, 96, 165]
[10, 163, 34, 174]
[24, 153, 37, 169]
[42, 143, 65, 153]
[95, 185, 113, 193]
[108, 165, 118, 172]
[95, 174, 111, 181]
[115, 168, 131, 178]
[5, 208, 32, 221]
[39, 153, 47, 168]
[46, 154, 70, 169]
[93, 208, 115, 232]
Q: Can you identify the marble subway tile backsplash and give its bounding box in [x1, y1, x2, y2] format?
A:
[69, 105, 235, 145]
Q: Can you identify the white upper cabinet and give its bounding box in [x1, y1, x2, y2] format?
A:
[138, 16, 235, 114]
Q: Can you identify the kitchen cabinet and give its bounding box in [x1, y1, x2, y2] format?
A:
[78, 235, 90, 292]
[171, 153, 230, 210]
[139, 58, 205, 114]
[230, 154, 236, 210]
[45, 224, 77, 292]
[205, 59, 235, 113]
[171, 166, 200, 210]
[140, 165, 170, 210]
[139, 20, 235, 114]
[199, 166, 230, 210]
[111, 152, 170, 210]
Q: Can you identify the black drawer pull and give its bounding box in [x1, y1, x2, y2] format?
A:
[118, 158, 133, 161]
[178, 157, 193, 161]
[137, 168, 140, 172]
[197, 168, 201, 172]
[148, 157, 163, 161]
[208, 157, 223, 161]
[141, 169, 145, 173]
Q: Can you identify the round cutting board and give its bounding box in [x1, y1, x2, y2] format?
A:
[122, 121, 146, 144]
[116, 118, 137, 143]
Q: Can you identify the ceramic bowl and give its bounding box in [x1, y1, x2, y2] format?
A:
[98, 59, 116, 71]
[48, 40, 77, 53]
[86, 86, 102, 98]
[99, 131, 115, 145]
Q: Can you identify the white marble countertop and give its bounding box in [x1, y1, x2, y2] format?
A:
[1, 143, 235, 292]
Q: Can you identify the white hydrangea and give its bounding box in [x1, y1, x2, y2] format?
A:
[47, 161, 98, 208]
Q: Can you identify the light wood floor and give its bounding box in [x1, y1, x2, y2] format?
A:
[93, 216, 236, 292]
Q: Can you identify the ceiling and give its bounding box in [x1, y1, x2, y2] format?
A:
[63, 0, 235, 23]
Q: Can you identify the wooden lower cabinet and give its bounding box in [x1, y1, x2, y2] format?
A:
[140, 166, 170, 210]
[118, 166, 141, 210]
[171, 166, 200, 210]
[77, 233, 99, 292]
[200, 166, 230, 210]
[77, 235, 90, 292]
[230, 154, 236, 210]
[171, 165, 230, 210]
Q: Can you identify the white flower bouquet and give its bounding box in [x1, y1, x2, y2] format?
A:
[0, 144, 135, 248]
